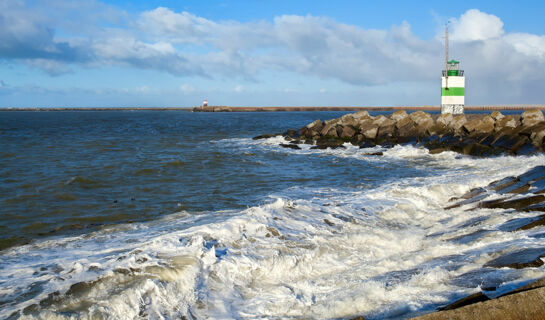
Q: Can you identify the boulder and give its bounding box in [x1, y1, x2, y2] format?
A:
[373, 115, 392, 126]
[313, 137, 345, 149]
[495, 115, 518, 132]
[340, 126, 356, 139]
[340, 114, 358, 127]
[427, 123, 451, 136]
[361, 124, 379, 140]
[352, 110, 372, 120]
[521, 109, 545, 127]
[484, 248, 545, 269]
[437, 113, 454, 127]
[306, 119, 323, 132]
[410, 111, 434, 126]
[391, 110, 409, 122]
[526, 123, 545, 146]
[320, 123, 336, 137]
[463, 116, 495, 134]
[490, 110, 505, 121]
[450, 114, 467, 132]
[252, 133, 281, 140]
[279, 143, 301, 150]
[396, 117, 418, 138]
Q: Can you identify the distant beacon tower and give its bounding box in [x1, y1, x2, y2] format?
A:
[441, 25, 465, 114]
[202, 99, 208, 107]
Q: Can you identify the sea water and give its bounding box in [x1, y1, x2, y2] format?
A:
[1, 111, 545, 319]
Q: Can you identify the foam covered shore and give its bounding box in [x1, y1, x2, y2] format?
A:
[256, 110, 545, 319]
[255, 109, 545, 157]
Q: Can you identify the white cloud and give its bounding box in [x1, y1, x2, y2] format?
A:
[0, 3, 544, 104]
[450, 9, 504, 42]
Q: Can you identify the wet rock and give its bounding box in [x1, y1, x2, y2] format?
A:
[359, 140, 376, 149]
[306, 119, 323, 131]
[364, 151, 383, 156]
[463, 116, 495, 134]
[313, 137, 345, 149]
[515, 215, 545, 230]
[491, 134, 529, 153]
[253, 133, 281, 140]
[279, 143, 301, 150]
[479, 195, 545, 210]
[414, 278, 545, 320]
[437, 292, 490, 311]
[377, 123, 395, 139]
[320, 123, 338, 137]
[521, 109, 545, 127]
[527, 123, 545, 146]
[324, 219, 335, 226]
[484, 248, 545, 269]
[284, 129, 299, 139]
[341, 126, 356, 139]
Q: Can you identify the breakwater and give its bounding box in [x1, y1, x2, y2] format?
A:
[255, 109, 545, 157]
[193, 105, 545, 112]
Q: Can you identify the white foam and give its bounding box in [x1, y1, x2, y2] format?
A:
[2, 143, 545, 319]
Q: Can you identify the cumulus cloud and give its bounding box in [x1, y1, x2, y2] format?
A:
[0, 2, 544, 104]
[450, 9, 504, 41]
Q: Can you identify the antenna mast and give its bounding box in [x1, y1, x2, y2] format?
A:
[445, 23, 449, 89]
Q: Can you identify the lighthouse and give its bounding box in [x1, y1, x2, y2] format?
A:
[441, 26, 465, 114]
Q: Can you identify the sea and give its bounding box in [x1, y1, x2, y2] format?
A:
[1, 110, 545, 319]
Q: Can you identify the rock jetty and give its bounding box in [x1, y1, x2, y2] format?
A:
[255, 109, 545, 156]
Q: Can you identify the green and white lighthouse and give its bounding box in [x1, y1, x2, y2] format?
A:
[441, 26, 465, 114]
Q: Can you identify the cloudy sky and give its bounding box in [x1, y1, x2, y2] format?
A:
[1, 0, 544, 107]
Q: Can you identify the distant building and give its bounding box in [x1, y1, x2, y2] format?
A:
[441, 60, 465, 114]
[202, 99, 208, 108]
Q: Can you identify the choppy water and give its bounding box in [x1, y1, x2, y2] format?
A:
[1, 111, 545, 319]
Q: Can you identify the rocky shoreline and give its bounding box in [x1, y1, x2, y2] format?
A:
[256, 110, 545, 319]
[254, 109, 545, 157]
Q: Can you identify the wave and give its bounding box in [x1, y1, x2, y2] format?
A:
[2, 142, 545, 319]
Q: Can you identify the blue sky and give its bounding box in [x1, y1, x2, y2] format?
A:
[1, 0, 544, 107]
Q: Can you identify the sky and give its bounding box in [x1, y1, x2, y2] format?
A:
[1, 0, 544, 108]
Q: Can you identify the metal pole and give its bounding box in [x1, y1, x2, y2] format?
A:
[445, 23, 449, 89]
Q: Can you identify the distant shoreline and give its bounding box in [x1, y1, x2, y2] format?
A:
[1, 105, 544, 112]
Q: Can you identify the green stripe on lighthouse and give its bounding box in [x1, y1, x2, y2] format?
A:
[441, 87, 465, 96]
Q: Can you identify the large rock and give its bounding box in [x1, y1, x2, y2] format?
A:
[491, 110, 505, 121]
[340, 126, 356, 139]
[526, 123, 545, 146]
[413, 278, 545, 320]
[320, 123, 337, 137]
[391, 110, 409, 122]
[410, 111, 434, 134]
[495, 115, 518, 132]
[437, 113, 454, 127]
[306, 119, 323, 132]
[372, 115, 390, 126]
[352, 110, 372, 120]
[361, 123, 379, 139]
[340, 114, 358, 127]
[463, 116, 495, 134]
[521, 109, 545, 127]
[450, 115, 467, 132]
